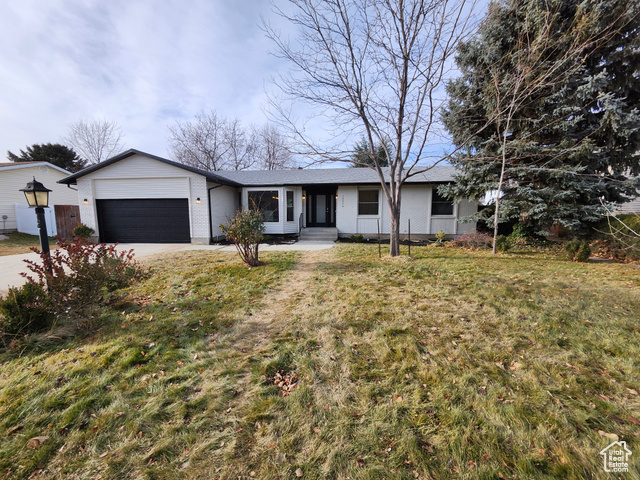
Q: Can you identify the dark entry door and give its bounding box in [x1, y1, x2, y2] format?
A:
[96, 199, 190, 243]
[306, 190, 336, 227]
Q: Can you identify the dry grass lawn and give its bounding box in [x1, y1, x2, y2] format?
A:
[0, 244, 639, 479]
[0, 232, 57, 256]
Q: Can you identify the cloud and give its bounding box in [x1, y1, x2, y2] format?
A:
[0, 0, 285, 158]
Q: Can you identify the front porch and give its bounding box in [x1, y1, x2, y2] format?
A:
[299, 227, 338, 241]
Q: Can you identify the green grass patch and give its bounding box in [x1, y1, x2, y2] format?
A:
[1, 245, 639, 479]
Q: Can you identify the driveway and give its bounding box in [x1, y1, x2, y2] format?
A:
[0, 241, 335, 295]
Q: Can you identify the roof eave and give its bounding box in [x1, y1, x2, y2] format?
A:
[57, 149, 241, 187]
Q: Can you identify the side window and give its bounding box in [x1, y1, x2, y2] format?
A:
[432, 189, 454, 215]
[286, 191, 294, 221]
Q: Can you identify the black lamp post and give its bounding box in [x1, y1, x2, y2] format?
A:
[20, 177, 52, 256]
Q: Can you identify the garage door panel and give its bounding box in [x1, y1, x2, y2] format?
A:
[96, 199, 190, 243]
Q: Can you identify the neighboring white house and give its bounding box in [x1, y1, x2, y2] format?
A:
[0, 162, 79, 235]
[616, 195, 640, 214]
[58, 149, 477, 244]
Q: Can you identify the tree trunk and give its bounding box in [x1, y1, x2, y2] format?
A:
[493, 113, 512, 255]
[389, 204, 401, 257]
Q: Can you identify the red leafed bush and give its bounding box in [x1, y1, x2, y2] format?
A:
[451, 231, 493, 250]
[22, 237, 145, 315]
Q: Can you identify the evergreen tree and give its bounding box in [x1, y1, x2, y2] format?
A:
[349, 138, 392, 168]
[442, 0, 640, 234]
[7, 143, 87, 173]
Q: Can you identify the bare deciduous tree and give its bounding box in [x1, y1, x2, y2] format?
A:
[62, 118, 125, 165]
[255, 124, 295, 170]
[225, 119, 259, 171]
[169, 110, 295, 172]
[168, 110, 230, 171]
[265, 0, 480, 256]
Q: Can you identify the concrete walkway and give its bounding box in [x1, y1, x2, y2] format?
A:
[0, 240, 335, 294]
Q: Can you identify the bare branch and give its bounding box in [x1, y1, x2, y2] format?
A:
[265, 0, 480, 255]
[62, 118, 125, 165]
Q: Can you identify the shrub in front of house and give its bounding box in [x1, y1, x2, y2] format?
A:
[72, 223, 95, 239]
[22, 237, 145, 316]
[452, 231, 493, 250]
[565, 239, 591, 262]
[220, 210, 265, 266]
[495, 235, 513, 253]
[0, 282, 53, 337]
[590, 214, 640, 262]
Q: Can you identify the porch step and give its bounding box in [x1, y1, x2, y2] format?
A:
[299, 227, 338, 242]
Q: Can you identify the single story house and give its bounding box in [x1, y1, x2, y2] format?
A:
[58, 149, 477, 244]
[1, 161, 79, 236]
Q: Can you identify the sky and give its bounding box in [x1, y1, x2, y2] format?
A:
[0, 1, 484, 166]
[0, 0, 290, 159]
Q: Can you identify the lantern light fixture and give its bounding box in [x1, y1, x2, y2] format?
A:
[20, 177, 51, 208]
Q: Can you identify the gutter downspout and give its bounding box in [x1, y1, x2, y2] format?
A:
[208, 184, 224, 244]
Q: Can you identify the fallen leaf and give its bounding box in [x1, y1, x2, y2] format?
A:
[627, 388, 639, 396]
[27, 436, 49, 449]
[598, 430, 619, 442]
[7, 425, 24, 436]
[509, 362, 522, 371]
[629, 416, 640, 426]
[295, 468, 304, 477]
[495, 362, 505, 370]
[99, 451, 109, 458]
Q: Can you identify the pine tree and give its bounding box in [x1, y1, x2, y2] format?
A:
[442, 0, 640, 235]
[7, 143, 87, 173]
[349, 138, 392, 168]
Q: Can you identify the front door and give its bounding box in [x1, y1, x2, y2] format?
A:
[306, 189, 336, 227]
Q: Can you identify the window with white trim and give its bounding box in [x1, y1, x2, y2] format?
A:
[286, 191, 294, 222]
[358, 189, 379, 215]
[248, 190, 279, 222]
